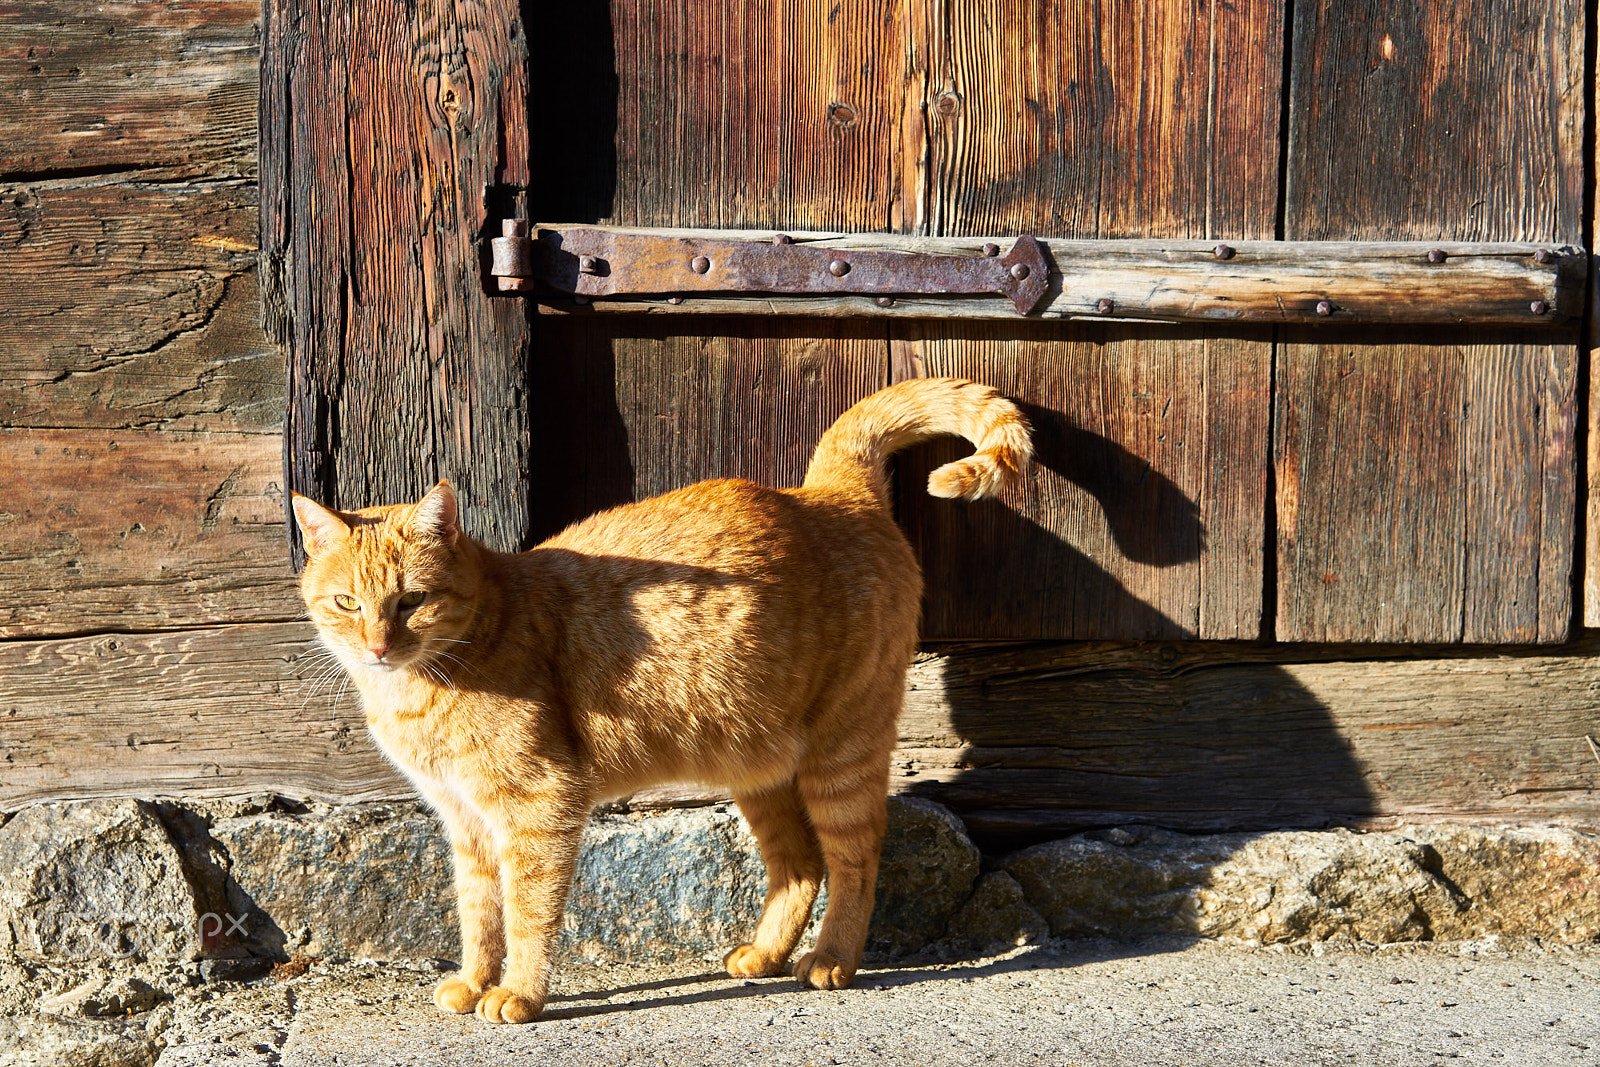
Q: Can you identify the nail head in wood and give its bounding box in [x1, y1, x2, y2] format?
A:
[876, 296, 895, 308]
[982, 243, 1000, 257]
[773, 234, 793, 245]
[667, 296, 684, 305]
[1213, 244, 1235, 260]
[1427, 249, 1447, 263]
[1534, 249, 1556, 265]
[1096, 298, 1115, 315]
[1530, 300, 1550, 315]
[1316, 300, 1333, 316]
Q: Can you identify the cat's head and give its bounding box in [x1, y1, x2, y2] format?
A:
[291, 482, 479, 677]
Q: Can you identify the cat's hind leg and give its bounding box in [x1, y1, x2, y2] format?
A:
[725, 780, 824, 978]
[791, 734, 893, 990]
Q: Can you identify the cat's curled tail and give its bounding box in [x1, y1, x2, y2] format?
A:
[801, 377, 1033, 508]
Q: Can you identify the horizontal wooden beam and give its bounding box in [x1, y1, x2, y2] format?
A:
[7, 627, 1599, 846]
[519, 226, 1585, 326]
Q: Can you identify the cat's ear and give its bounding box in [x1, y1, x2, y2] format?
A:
[291, 494, 351, 556]
[409, 481, 460, 546]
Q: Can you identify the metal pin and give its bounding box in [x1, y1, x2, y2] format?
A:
[1213, 244, 1235, 261]
[690, 256, 711, 274]
[1427, 249, 1447, 264]
[982, 243, 1000, 257]
[1315, 300, 1333, 316]
[1096, 298, 1115, 315]
[1531, 300, 1550, 315]
[876, 296, 895, 308]
[829, 259, 851, 277]
[1010, 263, 1030, 280]
[579, 256, 601, 274]
[667, 296, 684, 305]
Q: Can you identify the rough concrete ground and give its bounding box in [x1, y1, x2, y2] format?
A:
[6, 938, 1598, 1066]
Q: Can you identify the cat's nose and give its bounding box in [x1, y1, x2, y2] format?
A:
[368, 643, 390, 661]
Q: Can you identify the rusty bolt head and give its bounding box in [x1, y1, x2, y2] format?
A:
[1096, 298, 1115, 315]
[1010, 263, 1030, 280]
[773, 233, 793, 245]
[690, 255, 711, 274]
[982, 243, 1000, 257]
[829, 259, 851, 277]
[1427, 249, 1447, 264]
[667, 296, 685, 305]
[1213, 244, 1236, 261]
[1534, 249, 1556, 265]
[1315, 300, 1333, 316]
[1531, 300, 1550, 315]
[876, 296, 895, 308]
[579, 255, 601, 274]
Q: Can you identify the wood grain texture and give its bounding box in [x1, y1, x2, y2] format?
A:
[892, 323, 1269, 640]
[0, 623, 399, 806]
[0, 428, 298, 637]
[1278, 0, 1582, 644]
[1275, 334, 1576, 643]
[0, 178, 268, 433]
[0, 0, 259, 180]
[261, 0, 533, 559]
[1286, 0, 1584, 244]
[606, 0, 910, 231]
[902, 639, 1600, 842]
[923, 0, 1283, 240]
[8, 627, 1600, 842]
[526, 318, 888, 543]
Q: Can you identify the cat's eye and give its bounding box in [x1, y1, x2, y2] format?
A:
[397, 590, 427, 611]
[332, 594, 359, 612]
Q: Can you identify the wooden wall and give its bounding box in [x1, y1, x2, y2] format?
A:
[2, 0, 1598, 846]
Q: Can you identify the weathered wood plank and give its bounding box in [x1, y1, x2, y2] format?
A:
[923, 0, 1283, 240]
[0, 0, 258, 180]
[8, 627, 1600, 846]
[0, 177, 272, 433]
[0, 428, 298, 637]
[526, 319, 888, 542]
[1276, 336, 1577, 644]
[605, 0, 910, 230]
[519, 230, 1583, 325]
[262, 0, 533, 559]
[879, 0, 1280, 642]
[1277, 0, 1583, 644]
[892, 323, 1269, 641]
[1286, 0, 1584, 245]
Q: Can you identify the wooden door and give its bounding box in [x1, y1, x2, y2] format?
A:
[263, 0, 1583, 645]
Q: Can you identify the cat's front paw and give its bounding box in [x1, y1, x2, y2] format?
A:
[723, 942, 788, 978]
[434, 976, 485, 1014]
[791, 950, 855, 990]
[475, 985, 544, 1024]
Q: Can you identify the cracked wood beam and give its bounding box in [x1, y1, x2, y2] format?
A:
[0, 179, 278, 432]
[0, 428, 297, 637]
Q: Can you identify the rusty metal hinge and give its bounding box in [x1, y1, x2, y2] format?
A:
[490, 222, 1051, 315]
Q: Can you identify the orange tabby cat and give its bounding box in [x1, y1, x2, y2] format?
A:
[291, 377, 1031, 1024]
